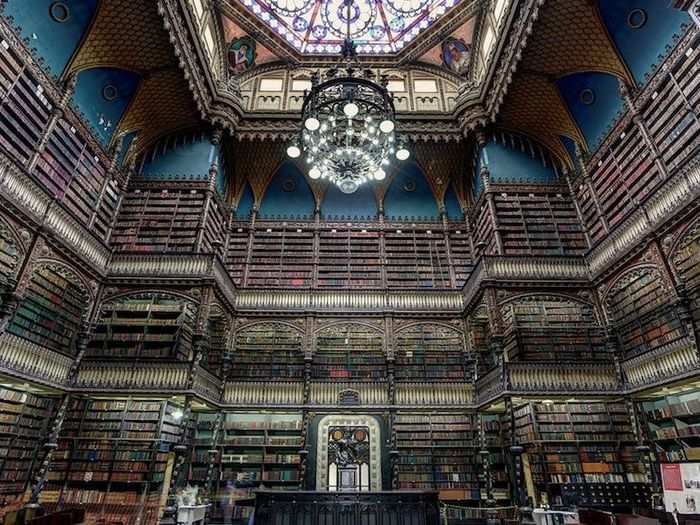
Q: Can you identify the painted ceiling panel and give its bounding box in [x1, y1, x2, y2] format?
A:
[230, 0, 462, 54]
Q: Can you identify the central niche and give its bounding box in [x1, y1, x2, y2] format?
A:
[327, 425, 370, 491]
[316, 415, 382, 491]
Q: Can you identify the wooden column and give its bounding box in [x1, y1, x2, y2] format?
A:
[27, 74, 77, 174]
[440, 208, 457, 288]
[619, 80, 671, 179]
[160, 396, 193, 525]
[242, 209, 257, 287]
[475, 130, 503, 255]
[575, 144, 610, 234]
[25, 394, 71, 508]
[195, 129, 223, 253]
[564, 171, 593, 249]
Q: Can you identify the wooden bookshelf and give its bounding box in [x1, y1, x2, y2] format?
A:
[225, 222, 250, 286]
[501, 297, 607, 361]
[473, 203, 496, 256]
[384, 226, 450, 289]
[0, 387, 56, 515]
[87, 294, 196, 360]
[317, 225, 382, 288]
[639, 33, 700, 173]
[672, 223, 700, 328]
[248, 225, 314, 288]
[110, 188, 208, 253]
[7, 265, 88, 354]
[313, 324, 386, 381]
[219, 413, 303, 489]
[225, 221, 472, 291]
[448, 225, 473, 288]
[493, 188, 587, 256]
[605, 268, 685, 358]
[204, 307, 228, 376]
[395, 323, 470, 382]
[231, 322, 305, 381]
[641, 390, 700, 461]
[0, 43, 52, 167]
[201, 195, 227, 256]
[514, 401, 651, 507]
[481, 413, 510, 502]
[395, 413, 480, 499]
[468, 306, 496, 378]
[44, 397, 184, 525]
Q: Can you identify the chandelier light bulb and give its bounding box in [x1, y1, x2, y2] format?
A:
[374, 168, 386, 181]
[379, 119, 395, 133]
[286, 145, 301, 158]
[344, 102, 359, 118]
[309, 167, 321, 179]
[396, 147, 410, 160]
[305, 117, 320, 131]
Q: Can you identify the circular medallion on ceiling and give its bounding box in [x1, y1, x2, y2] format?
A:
[627, 8, 647, 29]
[292, 16, 309, 32]
[403, 179, 417, 192]
[384, 0, 430, 17]
[102, 84, 119, 102]
[321, 0, 376, 39]
[282, 178, 297, 192]
[267, 0, 315, 17]
[579, 88, 596, 106]
[312, 25, 329, 39]
[49, 2, 71, 23]
[369, 25, 385, 40]
[389, 16, 405, 32]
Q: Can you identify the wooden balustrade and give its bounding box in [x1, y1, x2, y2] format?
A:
[0, 333, 72, 386]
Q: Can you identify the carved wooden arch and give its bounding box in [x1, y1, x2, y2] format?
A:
[56, 0, 103, 81]
[102, 288, 199, 302]
[234, 319, 305, 336]
[469, 303, 489, 321]
[394, 320, 465, 336]
[551, 68, 628, 156]
[121, 121, 201, 168]
[313, 320, 384, 335]
[34, 258, 95, 301]
[378, 160, 441, 218]
[64, 64, 146, 151]
[128, 125, 213, 174]
[393, 321, 466, 352]
[318, 179, 381, 219]
[208, 302, 232, 336]
[492, 125, 571, 174]
[591, 3, 645, 88]
[602, 264, 671, 304]
[670, 214, 700, 280]
[498, 292, 602, 326]
[0, 217, 26, 280]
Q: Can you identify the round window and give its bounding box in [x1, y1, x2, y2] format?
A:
[402, 179, 416, 192]
[49, 2, 71, 23]
[102, 85, 119, 102]
[627, 8, 647, 29]
[282, 178, 297, 192]
[579, 88, 596, 106]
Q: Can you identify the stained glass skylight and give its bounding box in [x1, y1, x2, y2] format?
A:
[237, 0, 460, 54]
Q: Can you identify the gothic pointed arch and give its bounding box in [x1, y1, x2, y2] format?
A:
[382, 162, 439, 220]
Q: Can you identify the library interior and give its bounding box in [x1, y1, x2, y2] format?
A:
[0, 0, 699, 524]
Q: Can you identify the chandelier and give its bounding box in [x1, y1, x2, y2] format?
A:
[286, 0, 410, 194]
